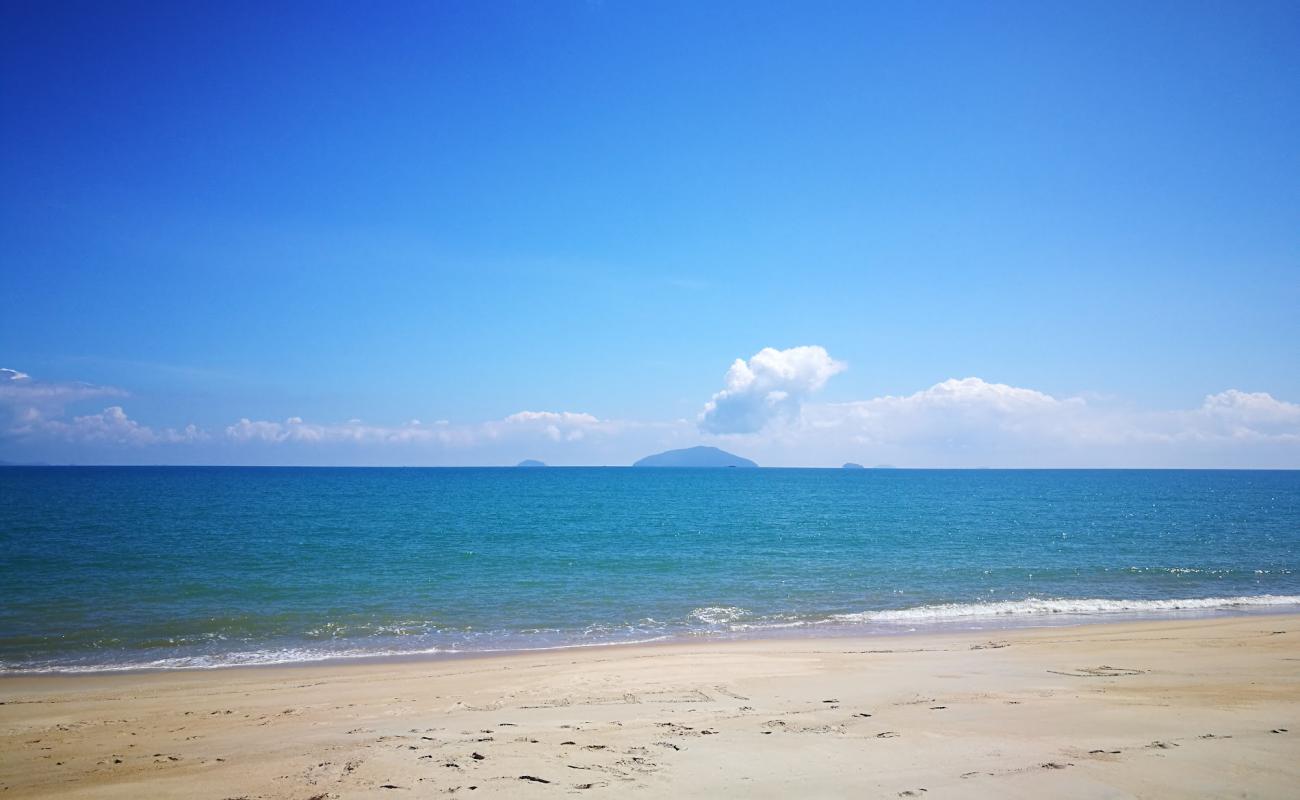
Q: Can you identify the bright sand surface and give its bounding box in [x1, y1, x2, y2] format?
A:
[2, 615, 1297, 798]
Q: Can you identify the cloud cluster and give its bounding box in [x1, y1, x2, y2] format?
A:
[0, 367, 206, 447]
[496, 411, 603, 442]
[0, 368, 126, 412]
[0, 370, 186, 446]
[699, 346, 846, 434]
[41, 406, 207, 445]
[223, 409, 621, 448]
[2, 358, 1298, 467]
[1193, 390, 1300, 440]
[807, 377, 1086, 446]
[2, 371, 626, 455]
[225, 416, 458, 446]
[789, 377, 1300, 466]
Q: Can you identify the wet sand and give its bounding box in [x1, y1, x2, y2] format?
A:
[2, 614, 1298, 798]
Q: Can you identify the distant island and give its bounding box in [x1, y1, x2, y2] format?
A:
[632, 446, 758, 468]
[514, 459, 547, 467]
[842, 462, 865, 469]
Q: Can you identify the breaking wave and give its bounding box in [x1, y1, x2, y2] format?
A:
[833, 594, 1300, 624]
[6, 595, 1297, 674]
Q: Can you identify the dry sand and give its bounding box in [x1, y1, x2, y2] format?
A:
[2, 614, 1298, 798]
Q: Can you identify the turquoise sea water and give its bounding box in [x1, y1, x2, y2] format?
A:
[1, 467, 1298, 673]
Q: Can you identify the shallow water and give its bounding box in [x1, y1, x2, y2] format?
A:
[1, 467, 1297, 672]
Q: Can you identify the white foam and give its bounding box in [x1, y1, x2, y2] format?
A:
[833, 594, 1300, 624]
[689, 606, 750, 625]
[6, 595, 1299, 674]
[0, 635, 676, 675]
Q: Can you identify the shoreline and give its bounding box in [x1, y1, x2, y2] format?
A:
[3, 614, 1297, 797]
[6, 597, 1300, 677]
[9, 608, 1300, 682]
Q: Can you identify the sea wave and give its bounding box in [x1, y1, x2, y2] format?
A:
[689, 606, 750, 625]
[5, 594, 1298, 674]
[0, 634, 675, 674]
[832, 594, 1300, 624]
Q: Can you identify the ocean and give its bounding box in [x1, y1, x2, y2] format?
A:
[1, 466, 1297, 673]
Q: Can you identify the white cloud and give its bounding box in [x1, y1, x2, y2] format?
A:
[781, 377, 1300, 466]
[0, 370, 126, 413]
[809, 377, 1084, 445]
[24, 405, 208, 446]
[0, 370, 207, 449]
[223, 410, 619, 448]
[699, 346, 846, 434]
[497, 410, 604, 442]
[3, 364, 1298, 467]
[68, 406, 155, 444]
[1197, 390, 1300, 436]
[503, 411, 600, 425]
[224, 416, 465, 446]
[208, 382, 1300, 466]
[883, 377, 1064, 412]
[1, 370, 146, 443]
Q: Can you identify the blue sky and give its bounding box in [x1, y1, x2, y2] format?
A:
[2, 1, 1298, 466]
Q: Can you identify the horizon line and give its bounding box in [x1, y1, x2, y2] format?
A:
[2, 464, 1297, 471]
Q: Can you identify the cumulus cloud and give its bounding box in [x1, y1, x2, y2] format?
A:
[224, 416, 468, 446]
[65, 406, 158, 444]
[60, 406, 206, 445]
[1195, 390, 1300, 438]
[1, 370, 133, 439]
[699, 346, 846, 434]
[0, 370, 126, 414]
[502, 411, 600, 425]
[787, 378, 1300, 466]
[14, 405, 207, 446]
[224, 410, 618, 448]
[809, 377, 1086, 445]
[209, 382, 1299, 466]
[0, 370, 206, 448]
[497, 410, 604, 441]
[3, 364, 1298, 467]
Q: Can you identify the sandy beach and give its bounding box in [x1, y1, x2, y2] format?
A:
[2, 614, 1297, 799]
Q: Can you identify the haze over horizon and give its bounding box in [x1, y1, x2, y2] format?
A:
[3, 2, 1298, 468]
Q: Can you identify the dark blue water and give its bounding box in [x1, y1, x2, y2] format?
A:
[1, 467, 1298, 672]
